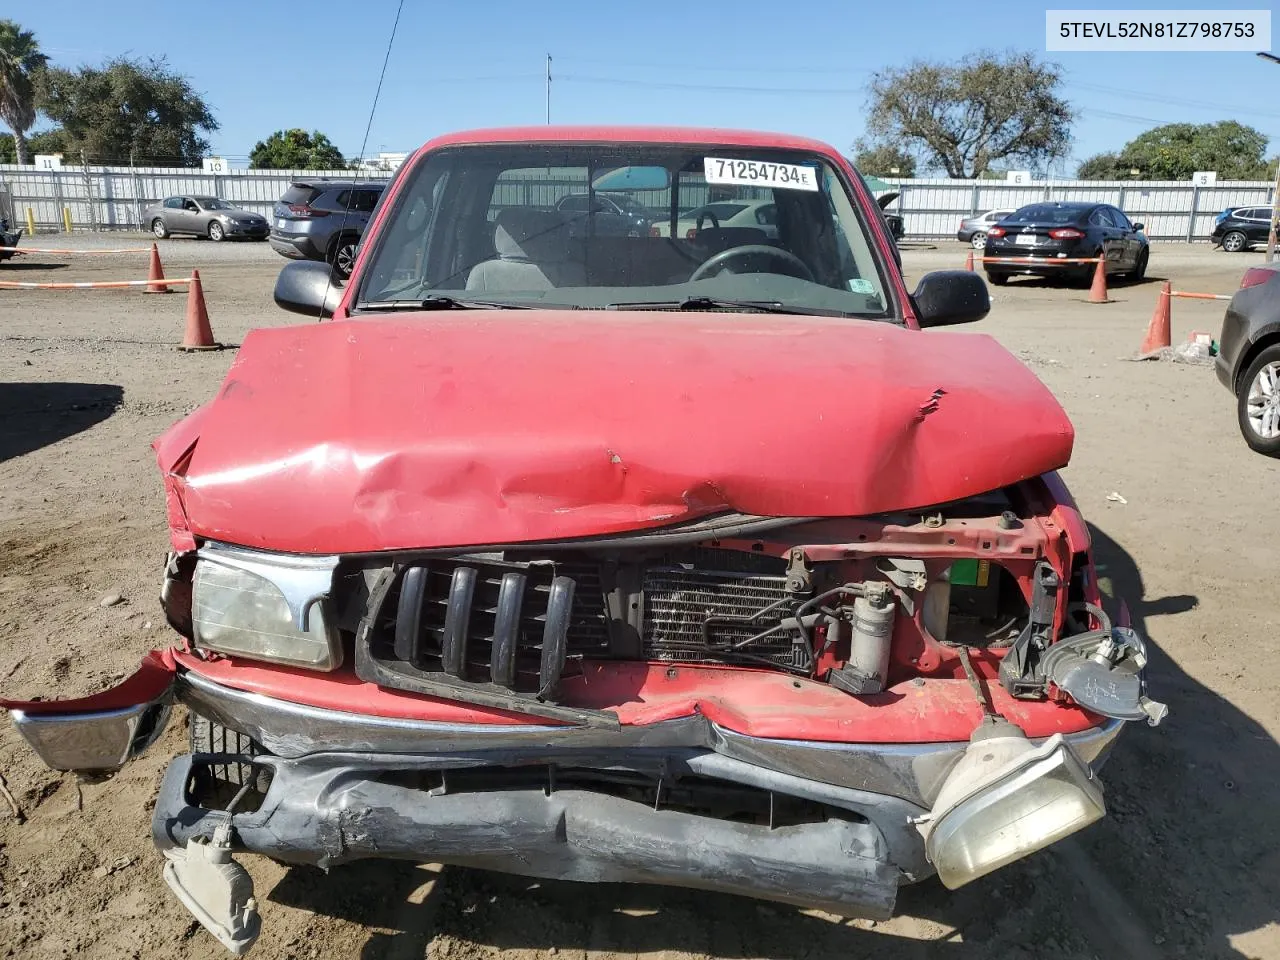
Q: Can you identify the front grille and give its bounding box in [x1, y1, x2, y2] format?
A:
[372, 558, 609, 690]
[362, 548, 802, 703]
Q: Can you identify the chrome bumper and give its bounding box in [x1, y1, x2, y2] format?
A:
[10, 698, 172, 772]
[4, 653, 175, 771]
[175, 668, 1125, 811]
[3, 659, 1125, 806]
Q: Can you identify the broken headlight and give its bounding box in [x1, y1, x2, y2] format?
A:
[192, 546, 341, 670]
[921, 718, 1104, 889]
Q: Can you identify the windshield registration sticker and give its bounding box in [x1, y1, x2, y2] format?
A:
[703, 157, 819, 192]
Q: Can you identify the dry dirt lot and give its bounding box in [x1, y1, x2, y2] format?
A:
[0, 236, 1277, 960]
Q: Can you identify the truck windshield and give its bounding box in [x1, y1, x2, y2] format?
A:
[357, 144, 891, 319]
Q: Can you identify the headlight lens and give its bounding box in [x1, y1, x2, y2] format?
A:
[192, 556, 341, 670]
[925, 727, 1105, 889]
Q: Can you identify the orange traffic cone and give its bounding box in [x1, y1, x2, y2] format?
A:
[1087, 257, 1110, 304]
[144, 242, 170, 294]
[964, 249, 975, 271]
[1140, 281, 1172, 354]
[178, 270, 219, 351]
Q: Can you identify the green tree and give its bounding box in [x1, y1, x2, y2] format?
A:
[852, 140, 916, 178]
[1076, 153, 1125, 180]
[1076, 122, 1271, 180]
[0, 20, 48, 165]
[25, 127, 65, 155]
[37, 57, 217, 165]
[249, 129, 346, 170]
[0, 131, 13, 163]
[866, 51, 1072, 179]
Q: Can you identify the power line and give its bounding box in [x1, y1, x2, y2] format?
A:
[557, 73, 863, 95]
[553, 55, 874, 76]
[1064, 79, 1280, 122]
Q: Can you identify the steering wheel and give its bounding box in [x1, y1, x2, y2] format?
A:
[689, 244, 815, 283]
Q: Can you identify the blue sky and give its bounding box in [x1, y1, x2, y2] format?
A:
[13, 0, 1280, 173]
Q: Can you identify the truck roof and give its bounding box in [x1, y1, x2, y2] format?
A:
[420, 125, 841, 156]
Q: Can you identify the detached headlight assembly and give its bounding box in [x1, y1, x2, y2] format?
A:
[192, 546, 342, 670]
[922, 718, 1105, 889]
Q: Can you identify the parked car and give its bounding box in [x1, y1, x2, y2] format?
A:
[1215, 262, 1280, 455]
[3, 126, 1164, 956]
[269, 179, 387, 277]
[984, 202, 1149, 286]
[144, 196, 270, 242]
[957, 209, 1015, 248]
[1211, 206, 1275, 253]
[0, 215, 20, 262]
[553, 191, 655, 236]
[650, 198, 778, 238]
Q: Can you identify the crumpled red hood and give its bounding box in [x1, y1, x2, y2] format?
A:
[155, 312, 1073, 554]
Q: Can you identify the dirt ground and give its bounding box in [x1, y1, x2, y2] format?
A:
[1, 235, 1278, 960]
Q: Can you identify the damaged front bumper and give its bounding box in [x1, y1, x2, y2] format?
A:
[153, 669, 1123, 921]
[4, 656, 1132, 954]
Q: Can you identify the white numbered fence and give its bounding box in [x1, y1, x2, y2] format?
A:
[877, 178, 1276, 242]
[1, 162, 1274, 242]
[0, 164, 391, 233]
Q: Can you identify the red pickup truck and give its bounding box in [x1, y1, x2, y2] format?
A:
[3, 126, 1165, 955]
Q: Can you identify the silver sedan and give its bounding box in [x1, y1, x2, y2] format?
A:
[144, 196, 270, 242]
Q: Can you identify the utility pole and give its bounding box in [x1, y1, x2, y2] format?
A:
[545, 54, 552, 125]
[1259, 53, 1280, 262]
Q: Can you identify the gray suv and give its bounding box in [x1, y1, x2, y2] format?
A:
[270, 179, 388, 276]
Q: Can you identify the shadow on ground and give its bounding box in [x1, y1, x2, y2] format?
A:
[0, 382, 123, 462]
[995, 272, 1163, 291]
[0, 262, 69, 272]
[264, 524, 1275, 960]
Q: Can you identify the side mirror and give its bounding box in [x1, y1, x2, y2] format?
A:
[913, 270, 990, 328]
[274, 260, 345, 318]
[1132, 222, 1145, 232]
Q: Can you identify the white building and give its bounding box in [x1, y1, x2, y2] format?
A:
[352, 152, 409, 173]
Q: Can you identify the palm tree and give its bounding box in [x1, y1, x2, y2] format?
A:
[0, 20, 47, 166]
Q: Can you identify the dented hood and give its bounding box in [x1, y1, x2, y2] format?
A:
[156, 312, 1073, 554]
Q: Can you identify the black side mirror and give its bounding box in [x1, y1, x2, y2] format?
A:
[1132, 222, 1145, 232]
[274, 260, 345, 318]
[913, 270, 990, 328]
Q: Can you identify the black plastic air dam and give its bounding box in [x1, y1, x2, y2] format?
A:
[153, 753, 901, 919]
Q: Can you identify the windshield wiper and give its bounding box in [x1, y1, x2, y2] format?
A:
[606, 295, 838, 316]
[358, 295, 536, 312]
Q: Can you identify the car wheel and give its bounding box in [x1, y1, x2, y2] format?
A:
[329, 235, 358, 278]
[1130, 248, 1149, 280]
[151, 218, 168, 239]
[1222, 231, 1248, 253]
[985, 272, 1008, 286]
[970, 232, 987, 249]
[208, 221, 225, 242]
[1238, 346, 1280, 456]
